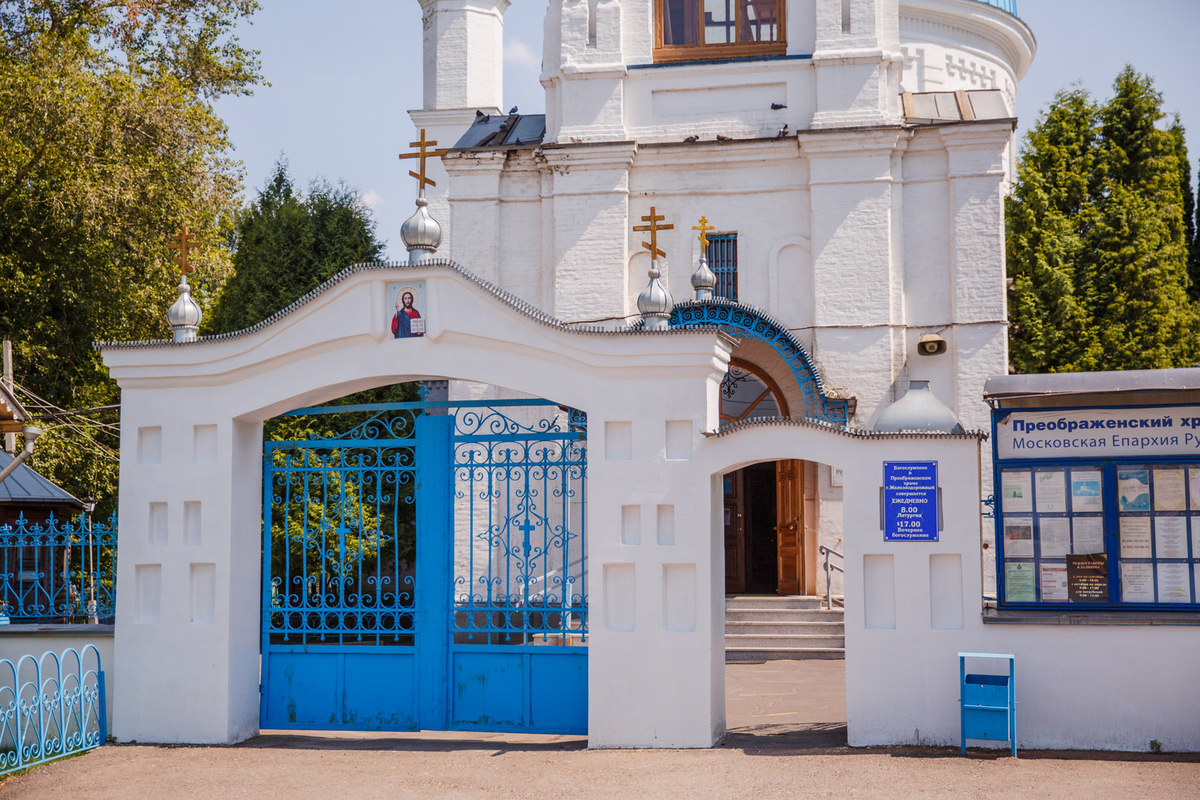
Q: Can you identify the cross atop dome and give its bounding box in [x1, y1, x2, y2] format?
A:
[634, 207, 674, 260]
[398, 129, 449, 195]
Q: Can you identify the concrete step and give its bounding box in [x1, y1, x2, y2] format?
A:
[725, 595, 824, 610]
[725, 621, 845, 636]
[726, 633, 846, 649]
[725, 646, 845, 661]
[725, 608, 842, 623]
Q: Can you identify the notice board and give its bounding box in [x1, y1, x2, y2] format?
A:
[883, 461, 939, 542]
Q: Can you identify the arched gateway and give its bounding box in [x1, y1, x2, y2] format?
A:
[100, 259, 984, 748]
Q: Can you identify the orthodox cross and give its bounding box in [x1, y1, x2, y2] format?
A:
[166, 225, 201, 275]
[398, 129, 449, 191]
[692, 216, 715, 250]
[634, 207, 674, 259]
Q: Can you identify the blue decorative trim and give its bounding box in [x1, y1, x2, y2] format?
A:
[669, 300, 850, 426]
[629, 53, 812, 70]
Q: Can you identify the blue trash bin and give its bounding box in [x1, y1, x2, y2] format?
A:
[959, 652, 1016, 756]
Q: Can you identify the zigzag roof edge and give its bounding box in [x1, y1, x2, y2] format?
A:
[94, 260, 720, 351]
[705, 415, 987, 441]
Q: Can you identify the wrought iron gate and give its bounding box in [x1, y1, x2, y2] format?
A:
[260, 399, 588, 734]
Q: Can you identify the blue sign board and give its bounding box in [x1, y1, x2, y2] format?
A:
[883, 461, 939, 542]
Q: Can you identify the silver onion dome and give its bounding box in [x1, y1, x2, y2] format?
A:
[691, 250, 716, 301]
[637, 261, 674, 331]
[874, 380, 963, 433]
[167, 275, 203, 343]
[401, 196, 442, 264]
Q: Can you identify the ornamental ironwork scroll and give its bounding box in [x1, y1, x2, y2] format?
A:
[452, 405, 587, 645]
[670, 300, 850, 426]
[0, 513, 117, 624]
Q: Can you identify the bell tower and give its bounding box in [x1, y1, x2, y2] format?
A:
[410, 0, 510, 240]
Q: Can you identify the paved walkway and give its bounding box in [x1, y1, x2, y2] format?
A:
[2, 661, 1196, 799]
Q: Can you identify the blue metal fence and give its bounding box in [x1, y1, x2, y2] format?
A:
[0, 645, 106, 776]
[0, 514, 117, 624]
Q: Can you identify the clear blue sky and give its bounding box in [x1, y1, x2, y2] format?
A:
[213, 0, 1200, 260]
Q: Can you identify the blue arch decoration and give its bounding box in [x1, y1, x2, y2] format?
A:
[670, 300, 850, 426]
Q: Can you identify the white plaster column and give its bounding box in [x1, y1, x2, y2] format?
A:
[543, 0, 627, 143]
[538, 142, 637, 322]
[810, 0, 904, 129]
[443, 149, 507, 276]
[799, 128, 907, 423]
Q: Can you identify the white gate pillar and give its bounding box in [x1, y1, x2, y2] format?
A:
[111, 391, 262, 743]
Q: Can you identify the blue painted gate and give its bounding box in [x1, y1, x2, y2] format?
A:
[260, 399, 588, 734]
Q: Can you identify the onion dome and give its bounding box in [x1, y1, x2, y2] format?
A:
[637, 261, 674, 331]
[874, 380, 963, 433]
[167, 275, 203, 343]
[691, 250, 716, 301]
[401, 196, 442, 264]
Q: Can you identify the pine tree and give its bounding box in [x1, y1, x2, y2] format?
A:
[1007, 66, 1200, 373]
[206, 161, 385, 334]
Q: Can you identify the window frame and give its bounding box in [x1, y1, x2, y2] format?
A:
[992, 403, 1200, 612]
[706, 232, 738, 301]
[719, 358, 789, 427]
[654, 0, 787, 64]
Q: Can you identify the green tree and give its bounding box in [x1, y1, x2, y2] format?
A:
[205, 161, 385, 334]
[0, 0, 261, 512]
[1007, 66, 1200, 373]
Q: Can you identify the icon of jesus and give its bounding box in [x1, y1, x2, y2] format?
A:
[392, 289, 424, 338]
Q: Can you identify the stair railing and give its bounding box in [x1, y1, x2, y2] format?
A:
[818, 544, 843, 610]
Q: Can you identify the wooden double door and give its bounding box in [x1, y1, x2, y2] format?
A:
[724, 459, 812, 595]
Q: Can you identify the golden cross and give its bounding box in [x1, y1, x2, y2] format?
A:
[166, 225, 201, 275]
[633, 207, 674, 259]
[398, 129, 450, 190]
[692, 216, 715, 250]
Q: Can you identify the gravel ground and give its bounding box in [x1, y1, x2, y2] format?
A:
[1, 661, 1195, 799]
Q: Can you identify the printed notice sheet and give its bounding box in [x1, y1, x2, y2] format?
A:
[1036, 471, 1067, 513]
[1154, 517, 1188, 559]
[1072, 517, 1105, 554]
[1119, 469, 1151, 512]
[1191, 469, 1200, 509]
[1154, 469, 1187, 511]
[1071, 470, 1104, 512]
[1120, 562, 1155, 603]
[1119, 517, 1153, 559]
[1157, 563, 1192, 603]
[1040, 563, 1068, 602]
[1005, 562, 1035, 603]
[1193, 516, 1200, 560]
[1003, 517, 1034, 558]
[1039, 517, 1072, 558]
[1002, 471, 1033, 513]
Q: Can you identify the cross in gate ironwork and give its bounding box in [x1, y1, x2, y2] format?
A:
[398, 129, 450, 191]
[634, 206, 674, 260]
[518, 518, 536, 557]
[166, 225, 201, 275]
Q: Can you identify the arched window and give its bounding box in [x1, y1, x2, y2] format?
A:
[719, 359, 789, 428]
[655, 0, 786, 63]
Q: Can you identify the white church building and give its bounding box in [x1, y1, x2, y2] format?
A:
[93, 0, 1200, 753]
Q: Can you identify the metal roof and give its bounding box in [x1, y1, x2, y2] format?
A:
[984, 368, 1200, 400]
[452, 112, 546, 150]
[0, 451, 83, 508]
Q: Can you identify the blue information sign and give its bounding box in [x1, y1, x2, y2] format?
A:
[883, 461, 939, 542]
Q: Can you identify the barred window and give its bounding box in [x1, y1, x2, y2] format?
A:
[707, 233, 738, 301]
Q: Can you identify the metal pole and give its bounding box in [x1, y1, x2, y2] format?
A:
[2, 340, 13, 455]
